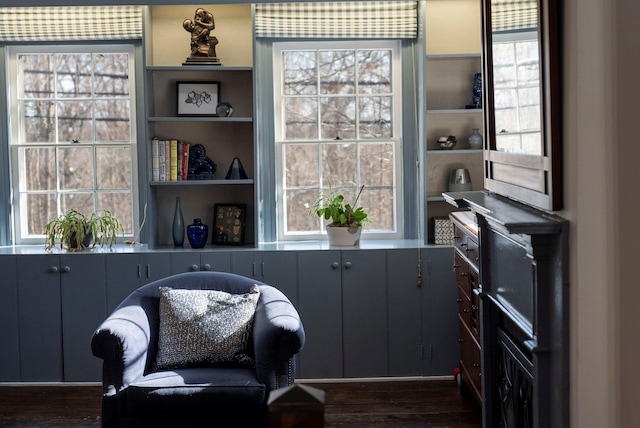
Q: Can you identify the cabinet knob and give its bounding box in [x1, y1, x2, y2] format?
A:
[458, 338, 464, 343]
[463, 308, 470, 313]
[344, 261, 352, 269]
[332, 262, 340, 269]
[63, 266, 71, 272]
[472, 305, 478, 310]
[456, 298, 463, 303]
[50, 266, 59, 273]
[461, 272, 467, 277]
[473, 363, 480, 368]
[202, 264, 211, 271]
[190, 264, 199, 271]
[460, 243, 467, 247]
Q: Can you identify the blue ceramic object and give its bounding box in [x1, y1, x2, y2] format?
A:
[187, 218, 208, 249]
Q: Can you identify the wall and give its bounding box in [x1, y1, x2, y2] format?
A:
[150, 4, 252, 66]
[562, 0, 640, 426]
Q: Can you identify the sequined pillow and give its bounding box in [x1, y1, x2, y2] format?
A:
[153, 285, 260, 371]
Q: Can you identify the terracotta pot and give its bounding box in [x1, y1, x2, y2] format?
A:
[326, 226, 362, 246]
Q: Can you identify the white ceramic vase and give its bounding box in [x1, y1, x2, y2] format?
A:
[326, 226, 362, 246]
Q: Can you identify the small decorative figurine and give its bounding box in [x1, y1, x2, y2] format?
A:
[183, 8, 221, 65]
[466, 72, 482, 109]
[187, 144, 217, 179]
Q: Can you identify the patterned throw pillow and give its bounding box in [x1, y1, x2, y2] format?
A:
[153, 285, 260, 371]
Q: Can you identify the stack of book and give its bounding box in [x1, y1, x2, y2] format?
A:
[151, 138, 190, 181]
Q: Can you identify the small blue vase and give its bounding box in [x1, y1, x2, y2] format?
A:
[187, 218, 208, 249]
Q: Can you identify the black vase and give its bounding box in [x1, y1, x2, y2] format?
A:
[172, 197, 184, 247]
[187, 218, 208, 249]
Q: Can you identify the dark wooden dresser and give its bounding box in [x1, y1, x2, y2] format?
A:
[450, 210, 481, 404]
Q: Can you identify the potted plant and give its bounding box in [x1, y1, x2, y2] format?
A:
[44, 209, 124, 251]
[312, 185, 369, 246]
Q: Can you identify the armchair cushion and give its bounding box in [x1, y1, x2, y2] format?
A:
[154, 285, 260, 371]
[126, 367, 266, 417]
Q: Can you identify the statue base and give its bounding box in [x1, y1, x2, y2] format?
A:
[183, 56, 222, 66]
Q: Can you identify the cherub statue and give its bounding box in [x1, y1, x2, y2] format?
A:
[183, 8, 219, 60]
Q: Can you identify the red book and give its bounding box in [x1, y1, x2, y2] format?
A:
[182, 142, 190, 180]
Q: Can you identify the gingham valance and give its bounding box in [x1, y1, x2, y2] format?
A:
[255, 1, 418, 39]
[492, 0, 538, 33]
[0, 6, 143, 42]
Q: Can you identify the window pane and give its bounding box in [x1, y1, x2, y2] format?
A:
[322, 143, 356, 187]
[24, 193, 56, 236]
[320, 96, 356, 140]
[57, 100, 94, 142]
[22, 100, 55, 143]
[22, 147, 56, 191]
[359, 96, 392, 139]
[319, 50, 355, 95]
[97, 146, 132, 190]
[357, 50, 391, 94]
[516, 40, 540, 85]
[62, 192, 94, 215]
[284, 144, 319, 188]
[55, 53, 92, 98]
[518, 87, 541, 131]
[360, 187, 394, 231]
[95, 100, 131, 142]
[283, 51, 317, 95]
[97, 192, 133, 234]
[19, 54, 53, 99]
[493, 43, 516, 88]
[94, 53, 130, 97]
[494, 88, 518, 133]
[285, 97, 318, 140]
[58, 147, 94, 190]
[285, 189, 319, 233]
[360, 143, 394, 187]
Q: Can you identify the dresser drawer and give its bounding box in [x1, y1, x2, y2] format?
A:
[454, 250, 471, 298]
[466, 237, 479, 270]
[460, 322, 482, 402]
[457, 286, 472, 327]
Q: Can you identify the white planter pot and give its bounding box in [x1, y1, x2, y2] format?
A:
[326, 226, 362, 246]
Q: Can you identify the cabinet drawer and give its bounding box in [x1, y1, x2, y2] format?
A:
[454, 250, 471, 297]
[453, 225, 468, 254]
[466, 238, 479, 270]
[457, 286, 472, 327]
[471, 288, 481, 341]
[460, 322, 482, 402]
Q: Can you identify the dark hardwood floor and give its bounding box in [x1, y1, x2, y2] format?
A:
[0, 378, 481, 427]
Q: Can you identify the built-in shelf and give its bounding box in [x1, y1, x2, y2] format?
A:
[427, 109, 482, 115]
[427, 149, 483, 155]
[148, 116, 253, 123]
[150, 179, 254, 186]
[146, 65, 253, 72]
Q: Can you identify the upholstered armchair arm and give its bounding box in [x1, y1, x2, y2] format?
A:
[91, 302, 154, 396]
[253, 285, 305, 391]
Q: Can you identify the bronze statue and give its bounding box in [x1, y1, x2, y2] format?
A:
[183, 8, 221, 65]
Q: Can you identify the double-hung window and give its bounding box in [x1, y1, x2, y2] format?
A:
[273, 40, 403, 241]
[7, 45, 137, 244]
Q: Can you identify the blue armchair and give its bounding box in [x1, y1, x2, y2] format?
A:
[91, 271, 305, 428]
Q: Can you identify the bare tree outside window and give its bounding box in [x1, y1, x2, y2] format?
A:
[10, 46, 136, 243]
[276, 42, 401, 239]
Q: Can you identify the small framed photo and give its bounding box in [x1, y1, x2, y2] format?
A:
[213, 204, 246, 245]
[176, 81, 220, 116]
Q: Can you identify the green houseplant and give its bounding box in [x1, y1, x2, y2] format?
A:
[44, 209, 124, 251]
[313, 185, 369, 246]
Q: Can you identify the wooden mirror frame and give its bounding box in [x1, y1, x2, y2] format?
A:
[481, 0, 562, 211]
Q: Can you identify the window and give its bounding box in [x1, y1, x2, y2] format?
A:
[492, 31, 542, 155]
[274, 41, 402, 241]
[7, 45, 137, 244]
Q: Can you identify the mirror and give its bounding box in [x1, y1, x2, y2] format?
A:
[482, 0, 562, 211]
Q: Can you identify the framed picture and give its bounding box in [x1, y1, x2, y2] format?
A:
[213, 203, 246, 245]
[176, 81, 220, 116]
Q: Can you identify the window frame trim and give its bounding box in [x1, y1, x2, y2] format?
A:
[6, 43, 140, 246]
[272, 39, 404, 242]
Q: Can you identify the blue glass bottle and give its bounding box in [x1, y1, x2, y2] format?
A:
[187, 218, 208, 249]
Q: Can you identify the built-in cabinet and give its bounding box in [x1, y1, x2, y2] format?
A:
[145, 66, 255, 248]
[0, 246, 459, 383]
[15, 254, 106, 382]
